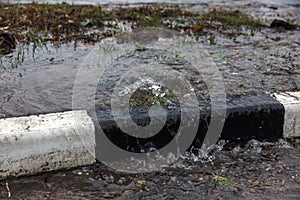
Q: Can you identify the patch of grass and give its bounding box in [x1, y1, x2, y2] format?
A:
[160, 53, 181, 65]
[138, 13, 162, 28]
[177, 37, 197, 46]
[201, 10, 264, 29]
[272, 50, 288, 58]
[214, 176, 239, 190]
[129, 85, 177, 107]
[207, 35, 217, 45]
[135, 44, 148, 51]
[100, 44, 118, 52]
[0, 2, 264, 46]
[0, 3, 182, 44]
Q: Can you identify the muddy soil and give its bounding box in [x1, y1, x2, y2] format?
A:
[0, 139, 299, 199]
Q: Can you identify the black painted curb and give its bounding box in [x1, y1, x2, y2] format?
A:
[96, 93, 285, 152]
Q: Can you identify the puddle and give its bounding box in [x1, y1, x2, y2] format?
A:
[1, 26, 299, 118]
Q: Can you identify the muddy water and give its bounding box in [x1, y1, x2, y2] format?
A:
[0, 34, 204, 118]
[0, 44, 92, 117]
[1, 28, 300, 117]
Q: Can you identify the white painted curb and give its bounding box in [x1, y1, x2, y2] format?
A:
[0, 110, 96, 179]
[272, 91, 300, 138]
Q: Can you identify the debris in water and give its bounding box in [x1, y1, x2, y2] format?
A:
[270, 19, 298, 30]
[5, 182, 11, 198]
[0, 32, 16, 55]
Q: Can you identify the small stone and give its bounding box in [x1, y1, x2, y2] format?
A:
[136, 180, 147, 188]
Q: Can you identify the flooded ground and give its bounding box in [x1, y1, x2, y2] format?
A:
[0, 1, 299, 117]
[0, 1, 299, 199]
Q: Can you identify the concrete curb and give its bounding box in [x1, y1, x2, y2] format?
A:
[0, 92, 299, 179]
[0, 110, 95, 179]
[97, 93, 286, 152]
[272, 91, 300, 138]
